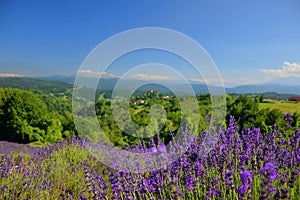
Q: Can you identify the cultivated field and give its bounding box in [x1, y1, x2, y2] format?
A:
[259, 99, 300, 113]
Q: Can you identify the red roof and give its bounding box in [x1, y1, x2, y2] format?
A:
[288, 96, 300, 102]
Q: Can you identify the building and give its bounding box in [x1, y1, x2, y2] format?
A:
[133, 99, 148, 105]
[288, 96, 300, 102]
[147, 89, 158, 93]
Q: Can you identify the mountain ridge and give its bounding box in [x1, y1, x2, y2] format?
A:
[1, 76, 300, 96]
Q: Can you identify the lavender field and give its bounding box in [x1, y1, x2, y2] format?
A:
[2, 1, 300, 199]
[0, 115, 299, 200]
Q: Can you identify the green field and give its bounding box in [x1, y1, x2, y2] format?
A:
[259, 99, 300, 113]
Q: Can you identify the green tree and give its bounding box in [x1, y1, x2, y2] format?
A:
[227, 95, 259, 130]
[259, 94, 264, 103]
[265, 108, 282, 126]
[42, 112, 63, 143]
[0, 88, 47, 142]
[291, 111, 300, 128]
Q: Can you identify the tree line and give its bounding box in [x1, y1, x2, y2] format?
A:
[0, 87, 298, 146]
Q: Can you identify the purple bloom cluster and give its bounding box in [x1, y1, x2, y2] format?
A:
[0, 116, 299, 199]
[284, 112, 293, 122]
[284, 112, 293, 130]
[237, 170, 253, 198]
[259, 162, 278, 199]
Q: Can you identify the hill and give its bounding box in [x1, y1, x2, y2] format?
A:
[0, 77, 73, 94]
[227, 84, 300, 96]
[2, 76, 300, 98]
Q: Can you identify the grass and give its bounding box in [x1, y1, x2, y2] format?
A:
[259, 99, 300, 113]
[28, 141, 45, 147]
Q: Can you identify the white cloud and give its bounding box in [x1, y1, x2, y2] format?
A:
[260, 61, 300, 78]
[189, 77, 228, 86]
[0, 73, 24, 77]
[78, 69, 106, 75]
[78, 69, 120, 78]
[189, 77, 205, 83]
[132, 73, 173, 81]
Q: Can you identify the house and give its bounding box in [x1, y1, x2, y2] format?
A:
[288, 96, 300, 102]
[133, 99, 148, 105]
[147, 89, 158, 93]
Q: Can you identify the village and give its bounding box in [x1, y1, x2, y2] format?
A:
[132, 89, 172, 105]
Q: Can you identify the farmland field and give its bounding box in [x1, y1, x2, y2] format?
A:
[259, 99, 300, 113]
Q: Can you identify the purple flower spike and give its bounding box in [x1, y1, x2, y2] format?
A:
[261, 162, 275, 172]
[240, 170, 253, 185]
[237, 170, 253, 197]
[158, 144, 167, 153]
[284, 113, 293, 122]
[237, 185, 249, 196]
[150, 147, 157, 153]
[260, 162, 277, 180]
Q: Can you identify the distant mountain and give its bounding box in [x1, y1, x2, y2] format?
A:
[227, 77, 300, 95]
[263, 77, 300, 86]
[4, 75, 300, 96]
[31, 75, 217, 95]
[32, 75, 120, 90]
[227, 84, 300, 95]
[33, 74, 75, 83]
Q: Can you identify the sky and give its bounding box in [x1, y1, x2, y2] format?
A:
[0, 0, 300, 86]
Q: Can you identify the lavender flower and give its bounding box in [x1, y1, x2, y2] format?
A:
[284, 113, 293, 130]
[158, 144, 167, 154]
[260, 162, 277, 180]
[259, 162, 278, 199]
[237, 170, 253, 198]
[225, 169, 235, 190]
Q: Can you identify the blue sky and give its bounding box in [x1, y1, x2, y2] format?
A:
[0, 0, 300, 86]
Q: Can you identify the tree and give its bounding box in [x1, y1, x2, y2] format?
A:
[265, 108, 282, 126]
[291, 112, 300, 128]
[227, 95, 259, 130]
[42, 112, 63, 143]
[259, 94, 264, 103]
[0, 88, 47, 142]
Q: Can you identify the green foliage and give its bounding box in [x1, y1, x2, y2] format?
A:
[259, 94, 264, 103]
[1, 84, 299, 146]
[0, 77, 73, 95]
[265, 108, 283, 126]
[291, 112, 300, 127]
[0, 88, 47, 142]
[94, 92, 185, 146]
[38, 93, 72, 114]
[44, 113, 63, 143]
[0, 88, 75, 144]
[227, 95, 259, 130]
[227, 95, 299, 135]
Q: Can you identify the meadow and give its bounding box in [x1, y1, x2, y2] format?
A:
[259, 99, 300, 114]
